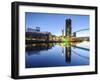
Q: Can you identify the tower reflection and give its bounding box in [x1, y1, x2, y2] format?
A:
[26, 42, 72, 64]
[60, 42, 71, 64]
[65, 44, 71, 63]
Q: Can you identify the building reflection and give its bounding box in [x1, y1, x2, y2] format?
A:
[26, 42, 72, 64]
[58, 42, 71, 63]
[65, 44, 71, 63]
[26, 43, 54, 55]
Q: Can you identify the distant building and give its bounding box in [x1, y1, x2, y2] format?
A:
[65, 19, 72, 37]
[73, 32, 76, 37]
[62, 28, 64, 37]
[26, 27, 40, 32]
[36, 27, 40, 32]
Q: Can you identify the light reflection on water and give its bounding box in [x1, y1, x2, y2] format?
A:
[25, 42, 89, 68]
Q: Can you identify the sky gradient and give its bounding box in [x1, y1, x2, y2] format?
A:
[25, 12, 89, 37]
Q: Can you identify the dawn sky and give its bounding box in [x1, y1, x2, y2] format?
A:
[25, 12, 89, 37]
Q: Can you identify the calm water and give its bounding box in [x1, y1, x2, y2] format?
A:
[25, 42, 89, 68]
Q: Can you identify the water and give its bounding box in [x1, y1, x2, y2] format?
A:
[25, 42, 89, 68]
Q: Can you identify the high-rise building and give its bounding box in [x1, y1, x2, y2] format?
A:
[62, 28, 64, 37]
[65, 19, 72, 37]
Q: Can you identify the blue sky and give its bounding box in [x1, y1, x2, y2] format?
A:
[25, 12, 89, 37]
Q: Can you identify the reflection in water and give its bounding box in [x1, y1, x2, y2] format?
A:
[26, 42, 72, 63]
[65, 45, 71, 63]
[25, 42, 89, 68]
[26, 43, 54, 55]
[71, 49, 89, 60]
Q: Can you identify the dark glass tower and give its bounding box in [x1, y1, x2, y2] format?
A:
[65, 19, 72, 37]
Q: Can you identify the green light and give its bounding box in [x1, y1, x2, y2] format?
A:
[61, 37, 70, 47]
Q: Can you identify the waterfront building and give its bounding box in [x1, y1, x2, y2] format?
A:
[65, 19, 72, 37]
[26, 27, 53, 42]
